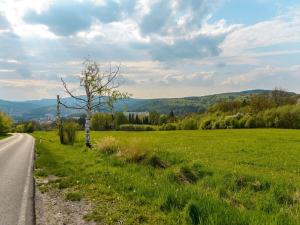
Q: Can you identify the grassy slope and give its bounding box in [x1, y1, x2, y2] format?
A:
[0, 134, 10, 140]
[33, 130, 300, 225]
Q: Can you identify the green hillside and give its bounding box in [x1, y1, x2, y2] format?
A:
[0, 90, 296, 120]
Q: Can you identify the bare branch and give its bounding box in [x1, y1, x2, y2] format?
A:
[61, 78, 87, 103]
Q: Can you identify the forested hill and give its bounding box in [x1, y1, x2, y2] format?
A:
[0, 89, 297, 120]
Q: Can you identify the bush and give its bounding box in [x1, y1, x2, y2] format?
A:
[25, 122, 35, 133]
[0, 112, 12, 134]
[239, 115, 251, 128]
[199, 117, 215, 130]
[60, 121, 77, 145]
[245, 116, 256, 128]
[14, 122, 35, 133]
[159, 123, 177, 131]
[96, 136, 119, 155]
[224, 115, 240, 129]
[119, 124, 156, 131]
[114, 112, 129, 129]
[15, 124, 26, 133]
[180, 118, 198, 130]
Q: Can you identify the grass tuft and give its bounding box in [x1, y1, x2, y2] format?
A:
[96, 136, 119, 155]
[148, 155, 168, 169]
[65, 192, 82, 201]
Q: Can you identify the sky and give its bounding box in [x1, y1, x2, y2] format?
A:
[0, 0, 299, 100]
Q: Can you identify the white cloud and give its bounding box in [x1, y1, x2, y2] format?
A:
[221, 12, 300, 56]
[222, 65, 300, 87]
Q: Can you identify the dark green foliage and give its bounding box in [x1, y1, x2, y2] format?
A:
[149, 111, 160, 125]
[15, 121, 35, 133]
[199, 116, 216, 130]
[159, 123, 177, 131]
[114, 112, 129, 128]
[25, 122, 35, 133]
[60, 121, 77, 145]
[0, 112, 12, 134]
[91, 113, 114, 131]
[159, 114, 168, 125]
[180, 117, 199, 130]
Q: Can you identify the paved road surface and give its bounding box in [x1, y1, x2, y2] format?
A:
[0, 133, 35, 225]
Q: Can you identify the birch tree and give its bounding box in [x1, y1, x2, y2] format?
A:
[60, 59, 128, 147]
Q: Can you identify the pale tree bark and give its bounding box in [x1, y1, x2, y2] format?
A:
[59, 58, 129, 148]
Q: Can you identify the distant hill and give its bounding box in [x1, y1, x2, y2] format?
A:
[0, 89, 297, 121]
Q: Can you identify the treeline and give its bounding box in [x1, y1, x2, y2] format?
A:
[89, 111, 177, 131]
[199, 89, 300, 129]
[87, 89, 300, 131]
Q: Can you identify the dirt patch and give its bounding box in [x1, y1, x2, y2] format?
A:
[35, 177, 96, 225]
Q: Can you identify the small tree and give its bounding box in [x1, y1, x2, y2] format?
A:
[60, 59, 128, 147]
[0, 112, 12, 135]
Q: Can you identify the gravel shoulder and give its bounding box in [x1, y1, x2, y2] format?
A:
[35, 177, 96, 225]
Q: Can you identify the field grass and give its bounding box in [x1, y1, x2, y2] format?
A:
[0, 134, 10, 140]
[33, 129, 300, 225]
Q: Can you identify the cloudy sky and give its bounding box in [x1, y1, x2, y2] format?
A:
[0, 0, 299, 100]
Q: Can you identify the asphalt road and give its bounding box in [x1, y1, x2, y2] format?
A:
[0, 133, 35, 225]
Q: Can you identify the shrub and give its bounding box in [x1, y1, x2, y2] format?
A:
[25, 122, 34, 133]
[60, 121, 77, 145]
[114, 112, 129, 129]
[159, 123, 177, 131]
[239, 115, 251, 128]
[96, 136, 119, 155]
[224, 116, 240, 129]
[0, 112, 12, 134]
[15, 124, 26, 133]
[180, 118, 198, 130]
[200, 117, 215, 130]
[245, 116, 256, 128]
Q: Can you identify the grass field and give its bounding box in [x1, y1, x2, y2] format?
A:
[33, 129, 300, 225]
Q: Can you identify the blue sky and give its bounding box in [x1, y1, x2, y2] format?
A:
[0, 0, 299, 100]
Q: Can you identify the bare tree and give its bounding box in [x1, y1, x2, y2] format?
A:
[60, 59, 129, 147]
[56, 95, 64, 144]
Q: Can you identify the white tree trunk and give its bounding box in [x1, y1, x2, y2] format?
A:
[85, 106, 92, 147]
[85, 117, 90, 147]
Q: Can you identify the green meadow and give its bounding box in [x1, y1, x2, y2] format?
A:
[33, 129, 300, 225]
